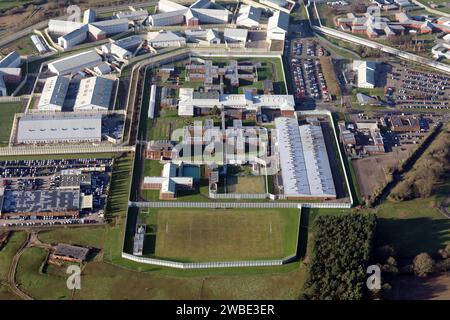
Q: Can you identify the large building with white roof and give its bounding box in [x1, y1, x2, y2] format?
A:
[236, 5, 262, 28]
[16, 113, 102, 144]
[178, 88, 295, 116]
[47, 50, 103, 75]
[224, 28, 248, 43]
[147, 31, 186, 47]
[184, 28, 220, 44]
[74, 76, 114, 111]
[37, 76, 70, 111]
[148, 0, 230, 26]
[353, 60, 377, 88]
[266, 11, 289, 41]
[49, 10, 129, 50]
[275, 117, 336, 199]
[114, 8, 148, 22]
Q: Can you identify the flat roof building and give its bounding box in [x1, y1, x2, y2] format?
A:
[353, 60, 377, 88]
[1, 189, 80, 218]
[38, 76, 70, 111]
[16, 113, 102, 144]
[275, 117, 336, 199]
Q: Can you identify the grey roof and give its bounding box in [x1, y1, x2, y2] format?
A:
[91, 18, 129, 27]
[193, 90, 220, 99]
[0, 51, 20, 68]
[2, 189, 80, 213]
[268, 11, 289, 32]
[48, 50, 102, 75]
[74, 76, 114, 110]
[54, 243, 89, 261]
[60, 28, 86, 41]
[224, 28, 248, 41]
[275, 117, 336, 198]
[17, 114, 102, 143]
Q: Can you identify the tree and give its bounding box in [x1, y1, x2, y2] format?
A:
[413, 253, 434, 277]
[211, 105, 221, 116]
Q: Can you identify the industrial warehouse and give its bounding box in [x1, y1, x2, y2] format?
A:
[274, 117, 337, 200]
[12, 113, 124, 146]
[36, 75, 116, 112]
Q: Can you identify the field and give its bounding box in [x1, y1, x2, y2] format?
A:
[16, 247, 71, 300]
[226, 175, 266, 193]
[418, 0, 450, 13]
[0, 231, 26, 282]
[375, 198, 450, 257]
[0, 35, 36, 55]
[0, 0, 31, 10]
[143, 208, 300, 262]
[0, 102, 23, 146]
[352, 144, 416, 197]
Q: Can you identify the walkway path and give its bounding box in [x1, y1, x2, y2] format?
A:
[7, 232, 33, 300]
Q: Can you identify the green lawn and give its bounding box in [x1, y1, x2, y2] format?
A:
[16, 247, 71, 300]
[1, 35, 36, 55]
[141, 208, 300, 262]
[0, 231, 26, 282]
[0, 102, 22, 146]
[417, 0, 450, 13]
[227, 175, 266, 194]
[143, 159, 164, 177]
[374, 198, 450, 257]
[38, 227, 107, 248]
[0, 0, 31, 10]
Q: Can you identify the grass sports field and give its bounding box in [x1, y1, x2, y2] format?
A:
[144, 208, 300, 262]
[0, 102, 22, 146]
[227, 175, 266, 193]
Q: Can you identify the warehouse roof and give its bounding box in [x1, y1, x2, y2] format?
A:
[275, 117, 336, 198]
[17, 113, 102, 143]
[48, 50, 102, 75]
[74, 76, 114, 110]
[38, 76, 70, 110]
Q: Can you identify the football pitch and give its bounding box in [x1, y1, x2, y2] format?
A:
[148, 208, 300, 262]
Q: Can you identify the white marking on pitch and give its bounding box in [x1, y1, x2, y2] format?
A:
[166, 221, 169, 233]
